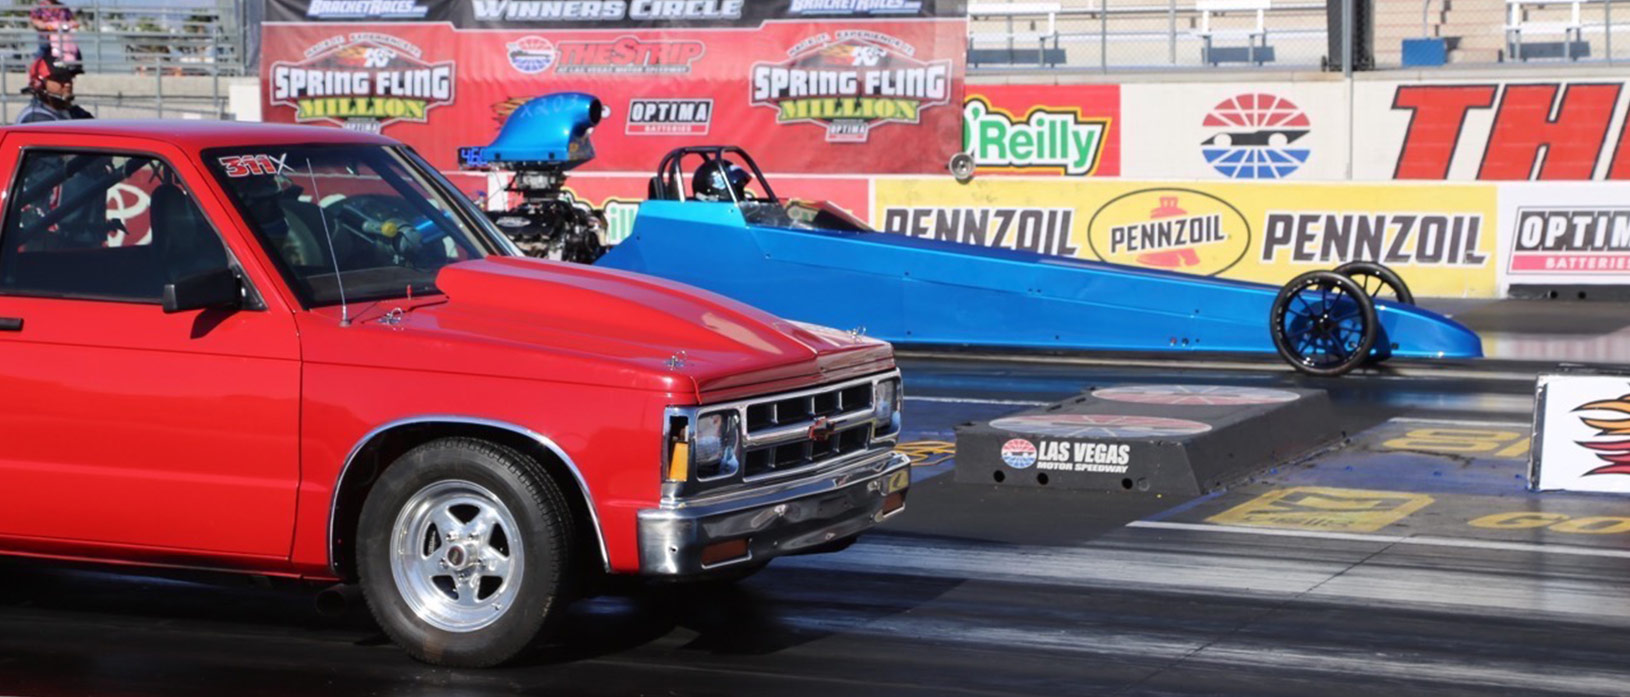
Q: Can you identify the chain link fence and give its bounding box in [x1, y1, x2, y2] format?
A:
[969, 0, 1331, 71]
[0, 0, 247, 120]
[969, 0, 1630, 71]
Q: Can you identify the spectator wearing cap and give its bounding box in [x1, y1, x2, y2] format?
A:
[17, 55, 92, 123]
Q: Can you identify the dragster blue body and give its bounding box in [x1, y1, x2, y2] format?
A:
[595, 203, 1482, 359]
[466, 93, 1484, 361]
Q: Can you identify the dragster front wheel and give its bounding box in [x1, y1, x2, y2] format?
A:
[1335, 261, 1414, 305]
[1270, 270, 1379, 377]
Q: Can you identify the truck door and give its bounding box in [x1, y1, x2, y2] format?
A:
[0, 140, 301, 561]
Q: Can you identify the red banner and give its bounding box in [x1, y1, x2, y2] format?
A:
[261, 16, 965, 175]
[962, 85, 1121, 177]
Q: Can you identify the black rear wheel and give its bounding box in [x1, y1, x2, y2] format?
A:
[1270, 271, 1379, 377]
[1335, 261, 1414, 305]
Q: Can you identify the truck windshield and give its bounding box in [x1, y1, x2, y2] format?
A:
[205, 145, 496, 307]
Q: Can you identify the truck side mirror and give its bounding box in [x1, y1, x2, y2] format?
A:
[162, 267, 243, 314]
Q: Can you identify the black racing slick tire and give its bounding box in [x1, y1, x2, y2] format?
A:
[1270, 270, 1379, 377]
[356, 438, 577, 668]
[1335, 261, 1415, 305]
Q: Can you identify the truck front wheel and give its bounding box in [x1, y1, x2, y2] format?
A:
[356, 438, 576, 667]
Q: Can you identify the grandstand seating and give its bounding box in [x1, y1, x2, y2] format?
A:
[969, 0, 1630, 69]
[1503, 0, 1628, 61]
[969, 0, 1332, 69]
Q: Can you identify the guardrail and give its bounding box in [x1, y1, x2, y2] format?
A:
[1506, 0, 1625, 60]
[969, 0, 1630, 71]
[0, 2, 245, 77]
[968, 0, 1330, 71]
[0, 2, 243, 123]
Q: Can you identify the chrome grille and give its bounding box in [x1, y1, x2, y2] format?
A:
[739, 380, 879, 479]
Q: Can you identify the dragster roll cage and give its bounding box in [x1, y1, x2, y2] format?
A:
[648, 145, 778, 206]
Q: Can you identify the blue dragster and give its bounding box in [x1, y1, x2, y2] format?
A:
[459, 93, 1483, 377]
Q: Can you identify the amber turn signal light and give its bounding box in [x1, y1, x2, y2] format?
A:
[666, 441, 690, 482]
[700, 538, 750, 567]
[881, 491, 905, 516]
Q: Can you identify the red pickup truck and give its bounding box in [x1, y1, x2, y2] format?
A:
[0, 121, 909, 667]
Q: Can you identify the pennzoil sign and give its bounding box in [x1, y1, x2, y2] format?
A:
[1086, 188, 1252, 276]
[270, 33, 455, 133]
[749, 30, 951, 143]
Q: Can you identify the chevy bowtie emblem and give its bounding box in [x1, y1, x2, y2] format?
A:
[807, 416, 838, 442]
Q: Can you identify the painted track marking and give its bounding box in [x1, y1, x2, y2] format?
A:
[905, 396, 1050, 406]
[897, 350, 1545, 382]
[1390, 416, 1532, 428]
[1128, 520, 1630, 560]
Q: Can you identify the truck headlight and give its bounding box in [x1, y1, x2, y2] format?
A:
[692, 412, 740, 479]
[874, 379, 901, 435]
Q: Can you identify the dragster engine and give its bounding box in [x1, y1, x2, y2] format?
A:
[458, 92, 609, 263]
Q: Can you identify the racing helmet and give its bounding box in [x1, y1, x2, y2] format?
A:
[692, 159, 750, 202]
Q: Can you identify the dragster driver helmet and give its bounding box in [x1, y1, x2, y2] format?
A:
[692, 159, 750, 202]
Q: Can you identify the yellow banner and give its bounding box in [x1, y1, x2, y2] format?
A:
[871, 178, 1499, 297]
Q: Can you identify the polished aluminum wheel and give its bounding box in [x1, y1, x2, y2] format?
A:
[389, 479, 525, 633]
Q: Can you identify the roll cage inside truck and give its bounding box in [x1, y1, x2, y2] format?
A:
[0, 121, 909, 667]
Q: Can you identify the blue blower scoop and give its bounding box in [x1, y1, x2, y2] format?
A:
[458, 92, 603, 170]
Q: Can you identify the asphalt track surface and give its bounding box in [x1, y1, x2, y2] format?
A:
[4, 312, 1629, 696]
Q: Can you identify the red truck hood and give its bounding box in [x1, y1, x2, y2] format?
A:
[392, 257, 893, 400]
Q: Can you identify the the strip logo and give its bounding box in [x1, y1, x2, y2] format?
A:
[554, 36, 704, 74]
[1391, 83, 1630, 180]
[963, 97, 1107, 176]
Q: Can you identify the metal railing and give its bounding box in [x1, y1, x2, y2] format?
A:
[968, 0, 1630, 71]
[0, 1, 245, 76]
[0, 68, 230, 122]
[0, 1, 244, 122]
[1504, 0, 1625, 61]
[968, 0, 1332, 71]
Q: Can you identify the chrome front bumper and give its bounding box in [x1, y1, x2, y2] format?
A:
[637, 448, 911, 576]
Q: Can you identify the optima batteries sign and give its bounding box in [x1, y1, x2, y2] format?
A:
[1510, 208, 1630, 274]
[264, 0, 965, 173]
[873, 178, 1497, 297]
[1497, 183, 1630, 289]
